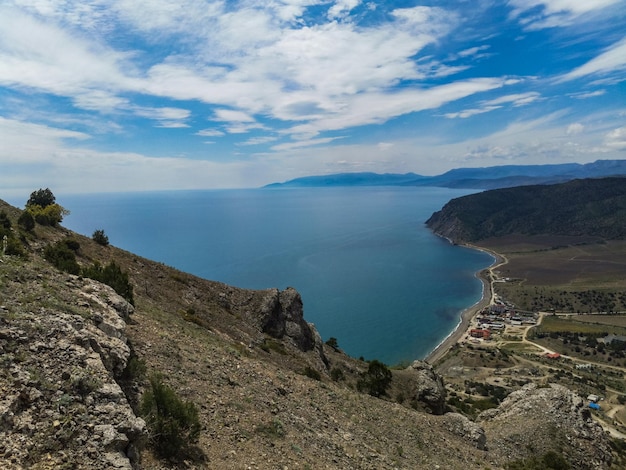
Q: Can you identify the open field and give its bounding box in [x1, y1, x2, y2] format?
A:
[576, 315, 626, 328]
[536, 315, 626, 336]
[478, 238, 626, 313]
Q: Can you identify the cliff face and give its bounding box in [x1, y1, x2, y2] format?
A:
[0, 258, 144, 469]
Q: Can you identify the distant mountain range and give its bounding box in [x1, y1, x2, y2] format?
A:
[265, 159, 626, 190]
[425, 177, 626, 243]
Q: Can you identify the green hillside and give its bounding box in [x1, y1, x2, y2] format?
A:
[426, 177, 626, 243]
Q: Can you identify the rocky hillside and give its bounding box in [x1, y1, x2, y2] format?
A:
[0, 197, 617, 469]
[426, 177, 626, 243]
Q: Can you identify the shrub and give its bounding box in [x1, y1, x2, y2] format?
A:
[17, 211, 35, 231]
[330, 367, 345, 382]
[0, 211, 10, 230]
[325, 337, 339, 350]
[357, 360, 392, 398]
[44, 240, 80, 274]
[26, 203, 69, 226]
[302, 366, 321, 381]
[82, 261, 134, 305]
[140, 374, 201, 460]
[92, 229, 109, 246]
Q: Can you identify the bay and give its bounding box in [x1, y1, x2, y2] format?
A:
[61, 186, 493, 365]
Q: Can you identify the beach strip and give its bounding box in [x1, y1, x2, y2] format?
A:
[425, 247, 505, 364]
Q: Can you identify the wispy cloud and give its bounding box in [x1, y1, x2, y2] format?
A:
[508, 0, 622, 30]
[558, 38, 626, 82]
[1, 0, 625, 193]
[444, 92, 541, 119]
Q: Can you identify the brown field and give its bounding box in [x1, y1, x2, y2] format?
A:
[478, 238, 626, 312]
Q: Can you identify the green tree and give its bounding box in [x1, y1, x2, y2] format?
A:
[140, 374, 201, 460]
[92, 229, 110, 246]
[26, 188, 56, 208]
[357, 360, 392, 398]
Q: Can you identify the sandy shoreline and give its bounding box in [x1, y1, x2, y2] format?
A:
[425, 245, 505, 364]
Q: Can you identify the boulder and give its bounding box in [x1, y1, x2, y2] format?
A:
[404, 360, 447, 415]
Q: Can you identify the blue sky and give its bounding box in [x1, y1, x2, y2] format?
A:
[1, 0, 625, 196]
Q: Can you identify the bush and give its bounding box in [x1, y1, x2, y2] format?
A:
[357, 360, 392, 397]
[302, 366, 321, 381]
[27, 203, 69, 226]
[82, 261, 134, 305]
[17, 211, 35, 231]
[0, 211, 10, 230]
[325, 337, 339, 350]
[330, 367, 345, 382]
[44, 240, 80, 274]
[92, 229, 109, 246]
[140, 374, 201, 460]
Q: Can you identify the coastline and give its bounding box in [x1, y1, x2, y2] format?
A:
[425, 245, 505, 364]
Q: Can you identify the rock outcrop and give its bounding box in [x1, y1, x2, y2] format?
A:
[404, 360, 447, 414]
[253, 287, 328, 367]
[479, 383, 612, 469]
[0, 264, 145, 470]
[442, 412, 487, 450]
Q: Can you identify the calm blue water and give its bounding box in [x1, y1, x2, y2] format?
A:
[60, 187, 493, 365]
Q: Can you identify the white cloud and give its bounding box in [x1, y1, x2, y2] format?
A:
[0, 116, 89, 163]
[0, 6, 137, 107]
[196, 128, 225, 137]
[285, 77, 508, 137]
[605, 126, 626, 150]
[566, 123, 584, 135]
[558, 38, 626, 82]
[133, 106, 191, 127]
[328, 0, 361, 20]
[212, 109, 256, 123]
[508, 0, 621, 29]
[569, 90, 606, 99]
[444, 106, 501, 119]
[272, 136, 345, 152]
[444, 92, 541, 119]
[457, 45, 490, 58]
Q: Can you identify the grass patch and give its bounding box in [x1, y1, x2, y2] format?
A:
[536, 315, 626, 336]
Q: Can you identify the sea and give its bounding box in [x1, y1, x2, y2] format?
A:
[59, 186, 494, 365]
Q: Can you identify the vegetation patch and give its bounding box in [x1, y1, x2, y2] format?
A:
[140, 374, 201, 461]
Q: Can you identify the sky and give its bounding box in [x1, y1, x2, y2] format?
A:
[1, 0, 626, 197]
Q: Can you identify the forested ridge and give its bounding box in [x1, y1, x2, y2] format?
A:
[426, 177, 626, 243]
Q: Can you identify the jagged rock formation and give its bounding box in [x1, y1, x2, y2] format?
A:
[0, 261, 145, 469]
[479, 383, 612, 469]
[250, 287, 328, 368]
[404, 360, 447, 414]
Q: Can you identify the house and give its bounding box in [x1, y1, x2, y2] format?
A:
[587, 394, 599, 403]
[599, 334, 626, 345]
[470, 329, 491, 339]
[589, 402, 601, 410]
[545, 353, 561, 359]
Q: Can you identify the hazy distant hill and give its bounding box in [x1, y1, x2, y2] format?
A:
[425, 177, 626, 243]
[266, 159, 626, 190]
